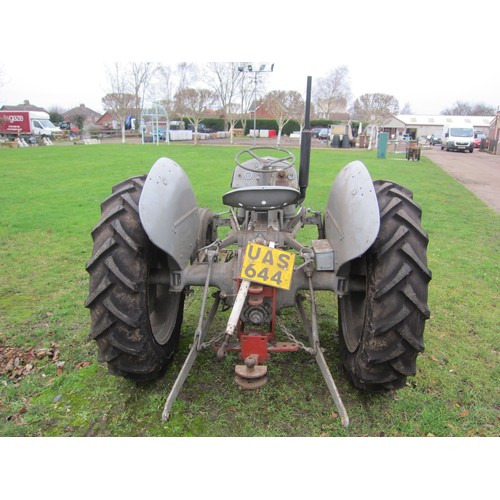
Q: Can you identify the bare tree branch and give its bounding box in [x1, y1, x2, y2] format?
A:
[263, 90, 304, 146]
[129, 62, 156, 117]
[174, 87, 216, 144]
[313, 66, 351, 119]
[103, 63, 138, 143]
[441, 100, 496, 116]
[352, 93, 399, 130]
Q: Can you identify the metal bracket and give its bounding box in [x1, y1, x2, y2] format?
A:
[161, 248, 350, 427]
[161, 251, 219, 422]
[295, 273, 350, 428]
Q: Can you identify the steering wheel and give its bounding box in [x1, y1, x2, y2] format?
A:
[235, 147, 296, 173]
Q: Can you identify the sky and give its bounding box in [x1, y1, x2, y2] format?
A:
[1, 1, 498, 117]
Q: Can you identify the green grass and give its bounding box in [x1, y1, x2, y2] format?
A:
[0, 143, 498, 437]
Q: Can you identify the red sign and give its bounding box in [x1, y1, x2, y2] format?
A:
[0, 111, 31, 133]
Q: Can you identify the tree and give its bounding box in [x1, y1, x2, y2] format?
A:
[313, 66, 351, 119]
[102, 92, 137, 142]
[129, 62, 156, 121]
[48, 108, 64, 126]
[176, 62, 198, 91]
[290, 93, 306, 138]
[352, 93, 399, 147]
[103, 63, 136, 143]
[263, 90, 304, 146]
[0, 65, 8, 131]
[73, 115, 85, 131]
[153, 64, 175, 115]
[400, 102, 413, 114]
[103, 63, 156, 143]
[0, 65, 5, 89]
[203, 62, 247, 143]
[174, 87, 216, 145]
[237, 66, 260, 142]
[147, 63, 200, 143]
[441, 100, 495, 116]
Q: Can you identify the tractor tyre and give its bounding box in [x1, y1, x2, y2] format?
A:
[85, 176, 184, 381]
[338, 180, 432, 392]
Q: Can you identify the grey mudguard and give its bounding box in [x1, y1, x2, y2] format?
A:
[139, 157, 199, 271]
[324, 160, 380, 275]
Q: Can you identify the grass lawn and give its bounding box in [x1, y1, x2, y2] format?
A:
[0, 142, 498, 438]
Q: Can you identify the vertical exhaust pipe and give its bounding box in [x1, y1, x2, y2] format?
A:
[298, 76, 312, 203]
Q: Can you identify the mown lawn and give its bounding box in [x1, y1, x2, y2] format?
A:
[0, 143, 498, 438]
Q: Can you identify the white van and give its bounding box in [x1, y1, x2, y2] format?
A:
[441, 123, 474, 153]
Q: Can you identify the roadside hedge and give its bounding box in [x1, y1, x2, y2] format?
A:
[178, 117, 360, 136]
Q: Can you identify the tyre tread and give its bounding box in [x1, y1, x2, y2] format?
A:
[339, 180, 431, 392]
[86, 175, 182, 381]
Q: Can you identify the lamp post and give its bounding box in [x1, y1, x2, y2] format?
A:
[238, 63, 274, 146]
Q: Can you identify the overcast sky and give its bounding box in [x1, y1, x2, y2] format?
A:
[1, 1, 498, 116]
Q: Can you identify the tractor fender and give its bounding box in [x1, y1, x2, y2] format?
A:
[324, 160, 380, 276]
[139, 157, 199, 271]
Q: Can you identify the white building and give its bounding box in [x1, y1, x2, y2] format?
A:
[380, 114, 494, 140]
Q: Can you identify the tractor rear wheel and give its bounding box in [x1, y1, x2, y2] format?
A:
[85, 176, 184, 381]
[338, 180, 431, 392]
[191, 208, 215, 263]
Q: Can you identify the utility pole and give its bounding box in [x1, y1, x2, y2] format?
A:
[238, 63, 274, 146]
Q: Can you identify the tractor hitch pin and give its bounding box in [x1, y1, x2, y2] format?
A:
[216, 279, 251, 359]
[162, 250, 220, 422]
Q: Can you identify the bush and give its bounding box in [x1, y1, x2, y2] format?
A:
[243, 119, 360, 137]
[176, 117, 361, 136]
[181, 118, 225, 132]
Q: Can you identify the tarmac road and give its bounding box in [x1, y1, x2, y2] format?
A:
[422, 146, 500, 213]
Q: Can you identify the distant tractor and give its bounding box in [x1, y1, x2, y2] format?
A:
[86, 77, 431, 426]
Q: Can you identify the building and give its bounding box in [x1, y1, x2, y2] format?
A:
[62, 104, 101, 129]
[381, 114, 495, 140]
[0, 100, 47, 113]
[486, 111, 500, 154]
[95, 112, 117, 130]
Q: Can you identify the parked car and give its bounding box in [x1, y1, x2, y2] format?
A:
[144, 127, 166, 142]
[428, 132, 442, 145]
[187, 123, 215, 134]
[318, 128, 329, 140]
[474, 132, 486, 148]
[311, 127, 323, 138]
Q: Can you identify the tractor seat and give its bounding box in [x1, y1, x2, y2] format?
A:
[222, 186, 301, 210]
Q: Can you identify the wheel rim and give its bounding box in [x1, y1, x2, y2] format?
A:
[147, 248, 181, 345]
[339, 257, 367, 353]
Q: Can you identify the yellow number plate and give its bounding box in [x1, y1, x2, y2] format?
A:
[240, 242, 295, 290]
